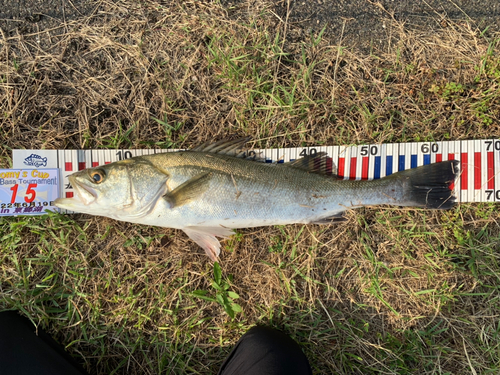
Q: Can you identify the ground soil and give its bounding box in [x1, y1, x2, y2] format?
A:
[2, 0, 499, 51]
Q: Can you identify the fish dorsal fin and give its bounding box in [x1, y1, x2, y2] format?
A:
[191, 137, 252, 156]
[287, 153, 338, 176]
[163, 172, 211, 208]
[191, 136, 265, 161]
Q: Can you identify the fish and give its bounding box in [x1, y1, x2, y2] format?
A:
[24, 154, 48, 168]
[54, 138, 459, 261]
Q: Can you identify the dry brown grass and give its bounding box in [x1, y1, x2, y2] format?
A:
[1, 0, 500, 374]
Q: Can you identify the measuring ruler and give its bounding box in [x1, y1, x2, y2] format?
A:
[12, 139, 500, 212]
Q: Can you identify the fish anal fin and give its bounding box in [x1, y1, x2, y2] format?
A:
[183, 226, 234, 261]
[163, 172, 211, 208]
[287, 153, 338, 176]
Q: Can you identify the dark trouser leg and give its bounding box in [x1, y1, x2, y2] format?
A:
[0, 311, 88, 375]
[218, 325, 312, 375]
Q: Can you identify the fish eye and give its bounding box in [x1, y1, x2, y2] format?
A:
[89, 170, 105, 184]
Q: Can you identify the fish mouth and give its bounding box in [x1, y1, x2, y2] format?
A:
[54, 175, 97, 209]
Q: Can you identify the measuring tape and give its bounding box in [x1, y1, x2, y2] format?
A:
[12, 139, 500, 212]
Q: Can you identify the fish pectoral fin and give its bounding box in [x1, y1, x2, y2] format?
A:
[163, 172, 211, 208]
[183, 226, 233, 261]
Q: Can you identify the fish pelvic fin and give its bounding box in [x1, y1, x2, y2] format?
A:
[163, 172, 211, 208]
[183, 226, 234, 261]
[395, 160, 459, 209]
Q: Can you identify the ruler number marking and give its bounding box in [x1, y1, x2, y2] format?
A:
[486, 190, 500, 200]
[485, 140, 500, 151]
[421, 143, 439, 153]
[360, 145, 378, 156]
[116, 151, 133, 160]
[299, 148, 318, 157]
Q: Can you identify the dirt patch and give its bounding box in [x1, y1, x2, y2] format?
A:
[225, 0, 500, 52]
[3, 0, 500, 51]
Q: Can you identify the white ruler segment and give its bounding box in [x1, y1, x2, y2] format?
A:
[12, 140, 500, 211]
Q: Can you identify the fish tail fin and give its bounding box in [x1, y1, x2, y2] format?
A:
[395, 160, 459, 209]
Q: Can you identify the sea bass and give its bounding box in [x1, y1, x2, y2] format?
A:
[55, 138, 459, 260]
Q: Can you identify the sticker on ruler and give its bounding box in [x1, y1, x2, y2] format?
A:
[0, 169, 59, 216]
[11, 139, 500, 204]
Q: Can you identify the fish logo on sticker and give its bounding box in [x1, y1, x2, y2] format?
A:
[24, 154, 48, 167]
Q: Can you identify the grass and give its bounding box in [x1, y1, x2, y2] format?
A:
[1, 0, 500, 373]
